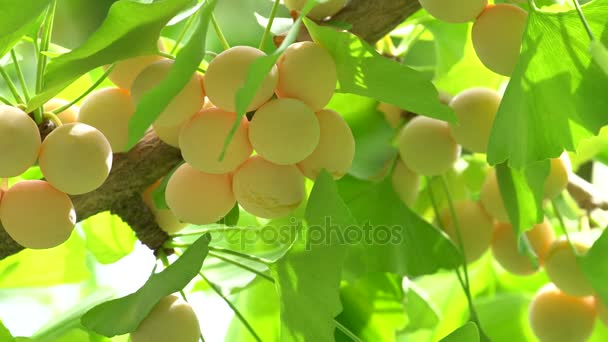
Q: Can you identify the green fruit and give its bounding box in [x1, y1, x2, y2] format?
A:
[0, 105, 41, 177]
[131, 295, 200, 342]
[284, 0, 348, 20]
[419, 0, 487, 23]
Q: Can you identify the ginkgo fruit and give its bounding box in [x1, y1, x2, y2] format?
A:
[479, 169, 509, 223]
[179, 108, 252, 174]
[544, 156, 570, 199]
[276, 41, 337, 111]
[419, 0, 487, 23]
[131, 59, 203, 127]
[233, 156, 305, 219]
[39, 123, 112, 195]
[491, 220, 555, 276]
[142, 180, 186, 234]
[249, 98, 320, 165]
[297, 109, 354, 180]
[78, 87, 135, 152]
[529, 284, 596, 342]
[439, 200, 494, 263]
[43, 98, 79, 124]
[204, 46, 278, 112]
[377, 102, 402, 128]
[130, 295, 200, 342]
[397, 116, 461, 176]
[544, 234, 595, 296]
[165, 163, 235, 225]
[448, 87, 502, 153]
[284, 0, 348, 20]
[107, 42, 165, 90]
[472, 4, 528, 76]
[0, 180, 76, 249]
[0, 105, 41, 177]
[391, 158, 420, 207]
[153, 122, 182, 148]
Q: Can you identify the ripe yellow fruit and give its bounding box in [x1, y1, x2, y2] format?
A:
[439, 200, 494, 263]
[491, 220, 555, 275]
[397, 116, 461, 176]
[165, 163, 235, 225]
[597, 297, 608, 326]
[297, 109, 354, 180]
[0, 105, 41, 177]
[131, 59, 204, 127]
[78, 87, 134, 153]
[249, 98, 320, 165]
[131, 295, 200, 342]
[479, 169, 509, 223]
[448, 87, 502, 153]
[142, 180, 186, 234]
[108, 51, 164, 90]
[284, 0, 348, 20]
[276, 42, 337, 111]
[544, 234, 595, 296]
[204, 46, 278, 112]
[0, 180, 76, 249]
[529, 284, 596, 342]
[391, 159, 419, 207]
[39, 123, 112, 195]
[419, 0, 487, 23]
[472, 4, 528, 76]
[179, 108, 252, 174]
[233, 156, 305, 219]
[544, 156, 570, 199]
[153, 122, 182, 148]
[43, 98, 79, 124]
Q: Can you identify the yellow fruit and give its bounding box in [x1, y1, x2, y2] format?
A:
[39, 123, 112, 195]
[179, 108, 252, 174]
[544, 234, 595, 296]
[0, 105, 41, 177]
[165, 163, 235, 225]
[142, 180, 186, 234]
[472, 4, 528, 76]
[204, 46, 278, 112]
[544, 156, 570, 199]
[284, 0, 348, 20]
[397, 116, 461, 176]
[491, 220, 555, 275]
[419, 0, 487, 23]
[131, 295, 200, 342]
[153, 122, 182, 148]
[107, 41, 165, 90]
[391, 159, 419, 207]
[448, 87, 502, 153]
[43, 98, 79, 124]
[297, 109, 354, 180]
[276, 41, 337, 111]
[0, 180, 76, 249]
[479, 169, 509, 223]
[597, 297, 608, 326]
[529, 284, 596, 342]
[249, 98, 320, 165]
[233, 156, 305, 219]
[78, 87, 134, 153]
[131, 59, 203, 127]
[439, 200, 494, 263]
[377, 102, 402, 128]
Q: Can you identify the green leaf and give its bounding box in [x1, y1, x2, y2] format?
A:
[0, 321, 15, 341]
[423, 20, 468, 76]
[476, 293, 536, 342]
[151, 161, 183, 210]
[304, 18, 455, 122]
[402, 278, 440, 332]
[216, 203, 240, 227]
[27, 0, 194, 111]
[487, 0, 608, 167]
[0, 0, 50, 58]
[579, 228, 608, 305]
[80, 211, 137, 264]
[81, 234, 211, 337]
[337, 176, 461, 277]
[439, 322, 480, 342]
[271, 170, 353, 342]
[590, 40, 608, 75]
[126, 0, 217, 148]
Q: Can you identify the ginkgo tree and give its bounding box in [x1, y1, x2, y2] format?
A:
[0, 0, 607, 341]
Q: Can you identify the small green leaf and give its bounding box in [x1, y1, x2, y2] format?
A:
[579, 229, 608, 305]
[439, 322, 480, 342]
[126, 0, 217, 148]
[81, 234, 211, 337]
[304, 18, 455, 122]
[27, 0, 195, 111]
[0, 321, 15, 341]
[590, 40, 608, 75]
[0, 0, 50, 58]
[402, 278, 440, 332]
[80, 211, 137, 264]
[271, 170, 353, 342]
[216, 203, 240, 227]
[423, 20, 468, 76]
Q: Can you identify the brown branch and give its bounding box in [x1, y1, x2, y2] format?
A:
[567, 173, 608, 212]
